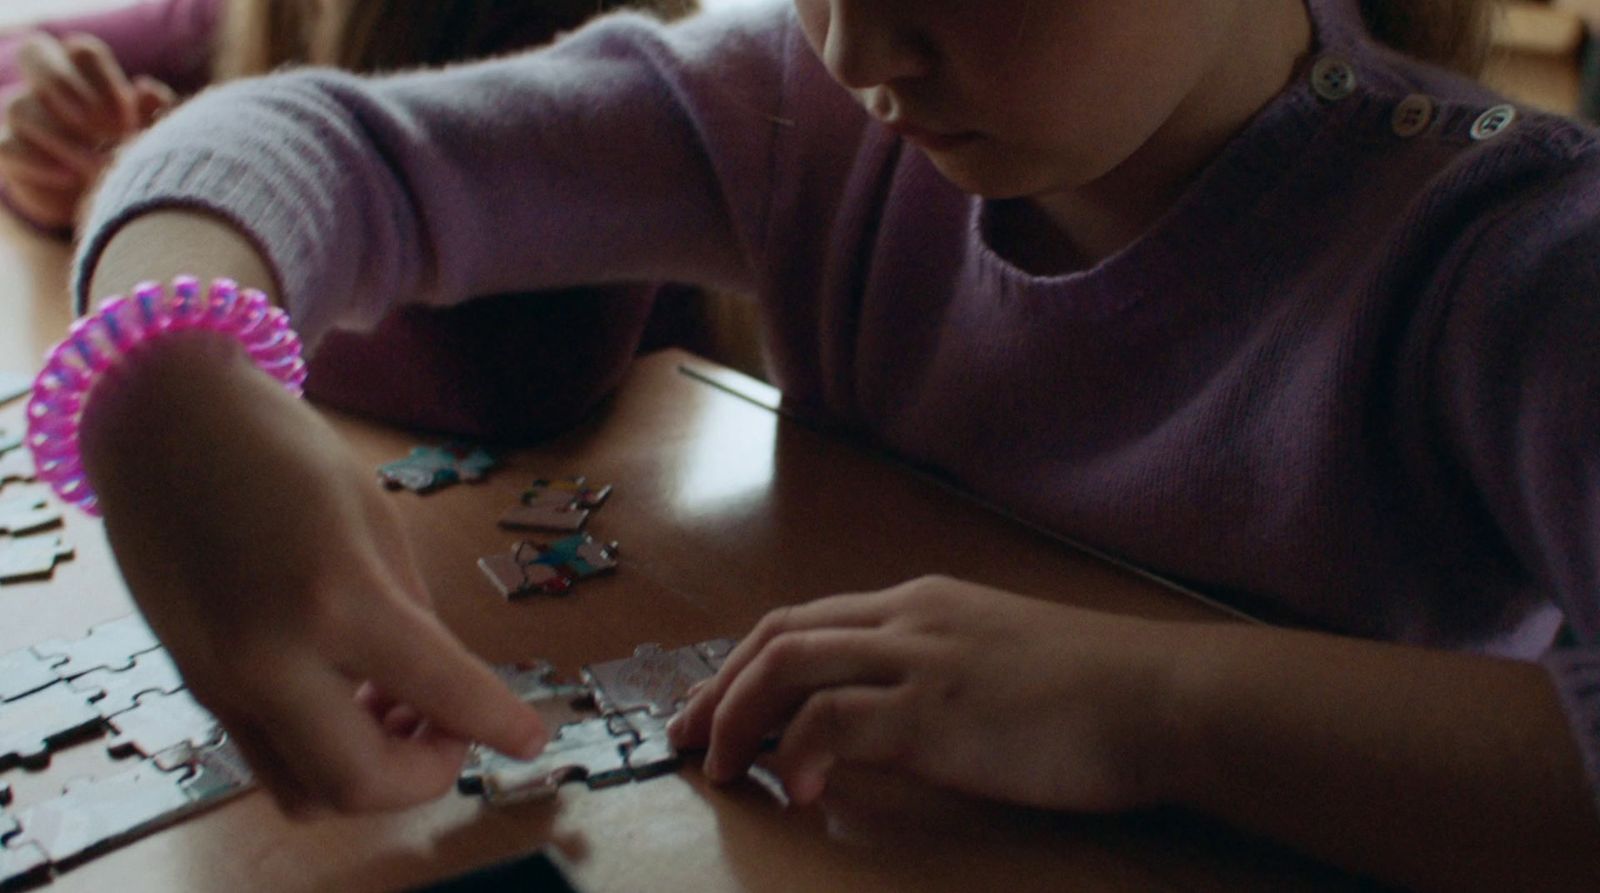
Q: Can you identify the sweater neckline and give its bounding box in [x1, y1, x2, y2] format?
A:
[967, 0, 1361, 314]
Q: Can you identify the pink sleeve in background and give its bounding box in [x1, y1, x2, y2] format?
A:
[0, 0, 222, 97]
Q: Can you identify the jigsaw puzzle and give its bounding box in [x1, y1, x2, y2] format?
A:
[378, 443, 497, 493]
[460, 638, 735, 805]
[582, 643, 717, 718]
[70, 648, 185, 718]
[498, 477, 612, 533]
[8, 737, 252, 867]
[0, 428, 20, 456]
[478, 534, 619, 599]
[107, 688, 222, 758]
[33, 614, 161, 679]
[0, 372, 29, 407]
[0, 449, 35, 488]
[0, 800, 50, 889]
[694, 638, 738, 673]
[457, 713, 675, 812]
[0, 488, 60, 536]
[0, 682, 100, 767]
[0, 535, 74, 583]
[0, 647, 59, 702]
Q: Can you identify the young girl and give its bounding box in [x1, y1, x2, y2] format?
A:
[48, 0, 1600, 887]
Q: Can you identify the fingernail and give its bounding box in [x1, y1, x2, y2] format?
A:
[666, 714, 685, 745]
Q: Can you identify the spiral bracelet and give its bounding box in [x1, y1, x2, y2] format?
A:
[25, 276, 307, 516]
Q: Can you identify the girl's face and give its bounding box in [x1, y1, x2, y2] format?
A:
[793, 0, 1255, 200]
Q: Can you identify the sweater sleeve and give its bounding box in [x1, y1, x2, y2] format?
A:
[1431, 144, 1600, 816]
[73, 4, 790, 349]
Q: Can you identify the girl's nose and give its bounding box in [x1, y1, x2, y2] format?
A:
[821, 1, 932, 90]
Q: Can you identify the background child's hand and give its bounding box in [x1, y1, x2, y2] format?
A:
[78, 333, 547, 815]
[0, 33, 174, 229]
[669, 576, 1186, 812]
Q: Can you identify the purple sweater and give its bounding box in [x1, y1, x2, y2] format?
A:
[76, 0, 1600, 812]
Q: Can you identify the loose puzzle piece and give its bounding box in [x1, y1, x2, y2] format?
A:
[582, 643, 716, 718]
[106, 688, 221, 758]
[478, 534, 619, 600]
[522, 477, 612, 511]
[0, 535, 73, 583]
[0, 372, 28, 408]
[0, 449, 35, 488]
[499, 477, 613, 533]
[10, 738, 252, 867]
[0, 682, 101, 767]
[378, 443, 497, 493]
[0, 647, 60, 702]
[0, 488, 60, 535]
[70, 648, 185, 718]
[33, 614, 161, 680]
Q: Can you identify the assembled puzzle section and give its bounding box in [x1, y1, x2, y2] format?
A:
[0, 426, 74, 587]
[458, 637, 736, 805]
[5, 737, 252, 870]
[1, 785, 49, 890]
[0, 613, 253, 888]
[0, 489, 60, 537]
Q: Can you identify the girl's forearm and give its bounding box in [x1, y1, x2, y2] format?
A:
[84, 208, 276, 310]
[1162, 623, 1600, 891]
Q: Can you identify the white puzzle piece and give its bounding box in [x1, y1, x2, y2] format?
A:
[70, 648, 185, 718]
[106, 688, 221, 758]
[33, 614, 160, 679]
[0, 535, 74, 583]
[0, 647, 60, 702]
[0, 682, 101, 767]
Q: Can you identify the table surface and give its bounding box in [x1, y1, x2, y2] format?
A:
[0, 214, 1365, 892]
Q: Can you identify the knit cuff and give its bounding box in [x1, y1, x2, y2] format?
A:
[72, 146, 339, 349]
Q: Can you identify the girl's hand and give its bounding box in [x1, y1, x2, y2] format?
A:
[0, 33, 174, 229]
[668, 576, 1187, 812]
[79, 333, 547, 815]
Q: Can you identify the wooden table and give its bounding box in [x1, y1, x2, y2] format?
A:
[0, 212, 1366, 891]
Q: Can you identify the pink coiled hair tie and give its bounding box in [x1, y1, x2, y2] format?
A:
[25, 276, 307, 516]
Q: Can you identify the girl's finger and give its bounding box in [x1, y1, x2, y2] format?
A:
[252, 661, 471, 812]
[770, 686, 912, 805]
[15, 35, 97, 130]
[0, 174, 79, 230]
[341, 600, 547, 760]
[61, 34, 137, 135]
[693, 628, 909, 783]
[678, 591, 901, 733]
[132, 76, 178, 128]
[0, 134, 82, 190]
[6, 95, 102, 177]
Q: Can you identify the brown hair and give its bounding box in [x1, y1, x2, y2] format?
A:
[1359, 0, 1499, 75]
[215, 0, 695, 80]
